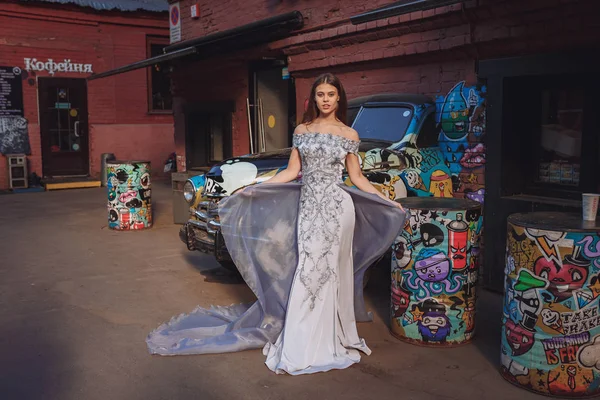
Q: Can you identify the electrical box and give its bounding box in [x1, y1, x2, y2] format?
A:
[7, 154, 27, 189]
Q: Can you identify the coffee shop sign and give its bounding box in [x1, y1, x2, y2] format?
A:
[23, 58, 93, 75]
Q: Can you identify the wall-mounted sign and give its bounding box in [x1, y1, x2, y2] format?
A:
[169, 3, 181, 43]
[191, 4, 200, 19]
[23, 58, 93, 76]
[0, 66, 24, 117]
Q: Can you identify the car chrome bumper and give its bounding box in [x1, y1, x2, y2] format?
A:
[179, 201, 230, 261]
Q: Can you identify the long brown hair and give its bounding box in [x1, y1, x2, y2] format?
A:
[302, 73, 348, 125]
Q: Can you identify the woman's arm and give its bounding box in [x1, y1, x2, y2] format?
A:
[346, 153, 403, 210]
[262, 147, 302, 184]
[344, 129, 404, 210]
[260, 124, 304, 184]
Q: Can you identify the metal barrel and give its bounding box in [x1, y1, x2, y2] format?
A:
[501, 214, 600, 397]
[106, 160, 152, 230]
[100, 153, 115, 187]
[390, 197, 483, 347]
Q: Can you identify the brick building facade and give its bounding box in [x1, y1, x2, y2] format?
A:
[153, 0, 598, 289]
[92, 0, 599, 287]
[0, 0, 174, 190]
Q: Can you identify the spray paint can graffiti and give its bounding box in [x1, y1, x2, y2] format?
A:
[448, 213, 468, 271]
[119, 209, 130, 229]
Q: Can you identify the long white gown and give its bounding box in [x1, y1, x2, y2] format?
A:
[146, 132, 406, 376]
[263, 133, 372, 374]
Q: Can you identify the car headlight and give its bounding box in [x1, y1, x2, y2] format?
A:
[183, 180, 196, 204]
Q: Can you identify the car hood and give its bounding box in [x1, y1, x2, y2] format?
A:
[203, 139, 395, 196]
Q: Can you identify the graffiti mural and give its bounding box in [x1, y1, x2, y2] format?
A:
[435, 81, 486, 190]
[390, 200, 483, 346]
[502, 221, 600, 396]
[107, 161, 152, 230]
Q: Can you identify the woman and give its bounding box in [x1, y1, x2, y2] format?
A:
[147, 73, 406, 375]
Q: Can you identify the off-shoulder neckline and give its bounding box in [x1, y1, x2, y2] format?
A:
[293, 132, 360, 143]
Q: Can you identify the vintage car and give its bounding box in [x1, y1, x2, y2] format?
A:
[180, 93, 453, 271]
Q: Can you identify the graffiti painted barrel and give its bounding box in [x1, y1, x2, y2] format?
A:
[391, 197, 483, 347]
[501, 212, 600, 397]
[106, 160, 152, 230]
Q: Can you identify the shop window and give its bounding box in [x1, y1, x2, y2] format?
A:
[147, 36, 172, 112]
[502, 74, 596, 200]
[535, 88, 583, 187]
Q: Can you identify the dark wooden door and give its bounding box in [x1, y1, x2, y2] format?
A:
[185, 102, 234, 169]
[39, 78, 89, 177]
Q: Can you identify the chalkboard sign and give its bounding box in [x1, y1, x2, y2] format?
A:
[0, 66, 29, 154]
[0, 66, 24, 117]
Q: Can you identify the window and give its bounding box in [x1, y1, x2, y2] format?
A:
[501, 74, 596, 200]
[416, 113, 439, 148]
[535, 87, 583, 187]
[147, 36, 172, 112]
[347, 106, 360, 126]
[351, 106, 413, 142]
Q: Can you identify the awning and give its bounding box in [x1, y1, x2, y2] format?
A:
[88, 11, 304, 80]
[350, 0, 463, 25]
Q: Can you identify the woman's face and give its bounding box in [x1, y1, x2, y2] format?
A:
[314, 83, 339, 116]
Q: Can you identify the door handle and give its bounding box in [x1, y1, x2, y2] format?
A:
[74, 121, 80, 137]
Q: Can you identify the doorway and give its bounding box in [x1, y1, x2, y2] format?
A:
[248, 60, 296, 153]
[38, 78, 89, 177]
[185, 101, 234, 169]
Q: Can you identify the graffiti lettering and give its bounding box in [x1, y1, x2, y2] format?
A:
[542, 332, 590, 365]
[419, 149, 441, 174]
[561, 307, 600, 335]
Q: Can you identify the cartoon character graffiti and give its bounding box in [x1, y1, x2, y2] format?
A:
[533, 247, 590, 302]
[448, 213, 469, 270]
[402, 248, 465, 301]
[440, 81, 470, 141]
[404, 169, 427, 192]
[463, 300, 476, 339]
[514, 269, 547, 332]
[501, 221, 600, 396]
[392, 234, 412, 269]
[414, 299, 452, 343]
[429, 170, 453, 197]
[505, 318, 536, 357]
[391, 283, 411, 318]
[435, 81, 486, 198]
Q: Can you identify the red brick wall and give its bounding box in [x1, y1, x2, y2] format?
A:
[0, 2, 175, 189]
[170, 0, 597, 195]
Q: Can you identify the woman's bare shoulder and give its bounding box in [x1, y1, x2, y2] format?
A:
[294, 123, 310, 134]
[340, 126, 360, 141]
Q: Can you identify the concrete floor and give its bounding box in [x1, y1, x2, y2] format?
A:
[0, 182, 547, 400]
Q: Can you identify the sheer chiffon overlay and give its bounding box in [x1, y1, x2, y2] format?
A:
[147, 133, 406, 374]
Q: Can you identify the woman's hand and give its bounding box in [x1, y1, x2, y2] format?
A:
[232, 183, 255, 197]
[376, 190, 404, 211]
[394, 201, 405, 211]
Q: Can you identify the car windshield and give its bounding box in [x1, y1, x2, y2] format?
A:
[351, 106, 413, 142]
